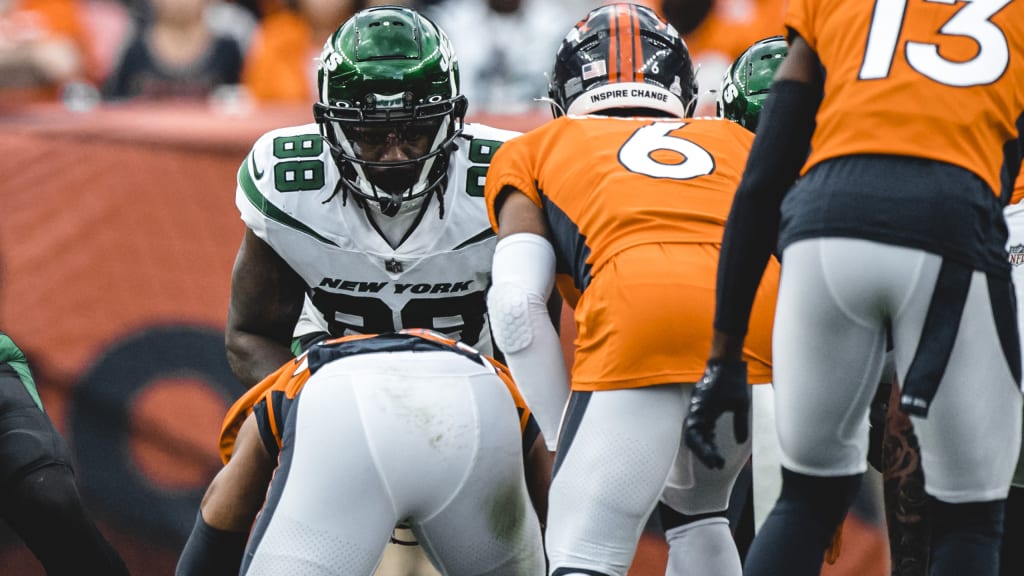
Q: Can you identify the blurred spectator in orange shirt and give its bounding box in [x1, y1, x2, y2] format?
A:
[0, 0, 96, 104]
[103, 0, 243, 101]
[241, 0, 360, 104]
[663, 0, 785, 116]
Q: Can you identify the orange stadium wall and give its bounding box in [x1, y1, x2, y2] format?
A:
[0, 103, 888, 575]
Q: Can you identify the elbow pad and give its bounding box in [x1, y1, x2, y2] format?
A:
[488, 234, 556, 353]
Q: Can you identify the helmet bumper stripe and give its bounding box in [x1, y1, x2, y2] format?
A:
[608, 8, 619, 83]
[631, 5, 644, 83]
[617, 4, 635, 83]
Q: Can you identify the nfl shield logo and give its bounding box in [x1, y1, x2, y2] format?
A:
[1011, 245, 1024, 267]
[386, 259, 403, 273]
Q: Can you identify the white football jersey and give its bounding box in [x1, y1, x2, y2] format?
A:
[236, 122, 521, 355]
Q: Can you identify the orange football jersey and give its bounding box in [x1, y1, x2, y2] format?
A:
[485, 115, 777, 388]
[485, 115, 755, 287]
[218, 330, 534, 462]
[787, 0, 1024, 197]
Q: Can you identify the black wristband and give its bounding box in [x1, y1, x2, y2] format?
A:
[714, 79, 822, 335]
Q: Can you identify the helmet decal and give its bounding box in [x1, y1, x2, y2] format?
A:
[581, 60, 607, 81]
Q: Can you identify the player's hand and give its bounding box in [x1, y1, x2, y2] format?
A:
[684, 359, 750, 469]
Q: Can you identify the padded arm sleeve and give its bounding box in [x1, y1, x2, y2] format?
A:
[488, 233, 569, 451]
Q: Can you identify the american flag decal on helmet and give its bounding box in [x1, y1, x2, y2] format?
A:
[582, 60, 607, 81]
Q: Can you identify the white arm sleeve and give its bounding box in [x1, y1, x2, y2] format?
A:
[488, 233, 570, 451]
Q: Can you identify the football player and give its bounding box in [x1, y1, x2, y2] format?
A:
[717, 35, 788, 538]
[225, 5, 521, 389]
[0, 331, 129, 575]
[684, 1, 1024, 575]
[999, 166, 1024, 576]
[178, 6, 553, 575]
[205, 330, 546, 575]
[485, 5, 780, 575]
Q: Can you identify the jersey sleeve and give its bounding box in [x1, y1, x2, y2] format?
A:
[218, 356, 309, 464]
[783, 0, 817, 49]
[483, 131, 545, 234]
[234, 131, 279, 242]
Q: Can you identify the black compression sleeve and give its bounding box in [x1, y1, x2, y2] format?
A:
[714, 79, 822, 336]
[176, 511, 249, 576]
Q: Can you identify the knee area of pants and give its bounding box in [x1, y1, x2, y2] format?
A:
[780, 433, 864, 474]
[658, 502, 728, 533]
[486, 283, 534, 353]
[663, 516, 730, 543]
[12, 465, 82, 515]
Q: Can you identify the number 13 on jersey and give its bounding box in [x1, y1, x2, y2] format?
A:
[859, 0, 1011, 87]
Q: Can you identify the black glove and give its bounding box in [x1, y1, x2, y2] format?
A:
[684, 359, 750, 469]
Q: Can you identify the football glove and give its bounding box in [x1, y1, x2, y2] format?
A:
[684, 359, 750, 469]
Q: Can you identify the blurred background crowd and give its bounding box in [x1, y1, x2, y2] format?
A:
[0, 0, 786, 115]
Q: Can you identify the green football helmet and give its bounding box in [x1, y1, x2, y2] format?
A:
[717, 36, 787, 132]
[313, 7, 468, 216]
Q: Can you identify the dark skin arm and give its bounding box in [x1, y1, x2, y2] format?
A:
[495, 187, 564, 335]
[710, 34, 822, 361]
[686, 33, 824, 470]
[199, 413, 276, 531]
[494, 187, 548, 240]
[493, 188, 559, 528]
[524, 432, 553, 531]
[225, 229, 307, 387]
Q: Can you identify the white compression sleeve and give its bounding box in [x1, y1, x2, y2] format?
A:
[664, 517, 741, 576]
[488, 233, 570, 451]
